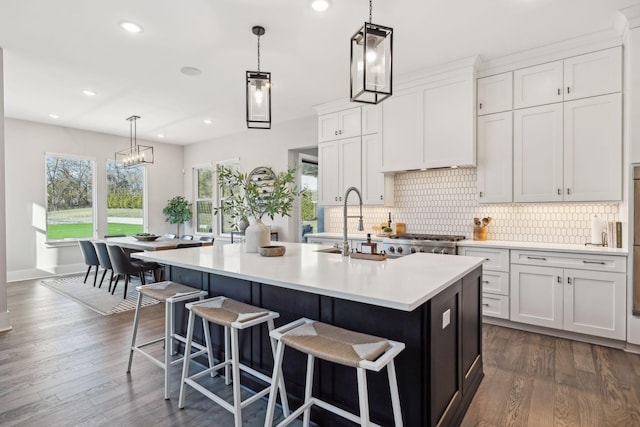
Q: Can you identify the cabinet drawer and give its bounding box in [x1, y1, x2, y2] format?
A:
[482, 271, 509, 295]
[459, 247, 510, 272]
[482, 294, 509, 319]
[511, 250, 626, 273]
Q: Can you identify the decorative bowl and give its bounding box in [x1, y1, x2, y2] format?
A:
[132, 234, 160, 241]
[258, 245, 286, 257]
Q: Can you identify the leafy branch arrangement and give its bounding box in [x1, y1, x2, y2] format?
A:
[215, 166, 299, 222]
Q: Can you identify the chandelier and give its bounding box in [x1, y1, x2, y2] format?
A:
[115, 115, 154, 166]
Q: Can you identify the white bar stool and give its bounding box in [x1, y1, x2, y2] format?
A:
[126, 281, 209, 399]
[264, 318, 405, 427]
[178, 296, 290, 427]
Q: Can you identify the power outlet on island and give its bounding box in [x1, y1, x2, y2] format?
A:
[442, 308, 451, 329]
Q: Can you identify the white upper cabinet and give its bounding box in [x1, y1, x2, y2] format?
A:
[477, 111, 513, 203]
[513, 60, 564, 109]
[361, 104, 381, 135]
[423, 77, 475, 168]
[513, 104, 564, 202]
[318, 137, 362, 206]
[563, 93, 622, 201]
[381, 88, 423, 172]
[564, 47, 622, 101]
[318, 108, 361, 142]
[477, 72, 513, 115]
[362, 133, 394, 206]
[513, 47, 622, 109]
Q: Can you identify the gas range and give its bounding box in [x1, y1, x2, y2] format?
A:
[382, 233, 466, 257]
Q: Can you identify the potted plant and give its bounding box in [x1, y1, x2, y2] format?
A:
[215, 166, 299, 252]
[162, 195, 192, 237]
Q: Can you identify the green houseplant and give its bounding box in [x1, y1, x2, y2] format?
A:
[162, 195, 192, 236]
[215, 166, 299, 252]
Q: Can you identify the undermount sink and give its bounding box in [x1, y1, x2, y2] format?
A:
[314, 247, 342, 254]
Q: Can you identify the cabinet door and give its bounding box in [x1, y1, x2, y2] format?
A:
[513, 104, 563, 202]
[339, 108, 362, 139]
[564, 93, 622, 201]
[423, 78, 475, 168]
[477, 112, 513, 203]
[563, 269, 626, 340]
[362, 133, 393, 205]
[381, 88, 423, 172]
[477, 72, 513, 115]
[340, 137, 362, 203]
[318, 141, 341, 205]
[318, 113, 341, 143]
[361, 104, 381, 135]
[513, 60, 563, 109]
[510, 264, 563, 329]
[564, 47, 622, 101]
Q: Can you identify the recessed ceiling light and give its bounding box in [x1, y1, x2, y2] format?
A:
[119, 21, 143, 33]
[82, 89, 97, 96]
[203, 119, 213, 125]
[181, 66, 202, 76]
[310, 0, 331, 12]
[48, 113, 59, 119]
[157, 134, 165, 139]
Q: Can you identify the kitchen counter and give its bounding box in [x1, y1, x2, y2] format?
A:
[133, 242, 484, 426]
[133, 241, 484, 311]
[458, 239, 628, 255]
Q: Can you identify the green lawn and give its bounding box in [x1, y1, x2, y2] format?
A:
[47, 223, 143, 240]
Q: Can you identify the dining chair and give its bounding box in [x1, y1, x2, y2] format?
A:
[78, 240, 100, 287]
[199, 236, 214, 242]
[179, 235, 194, 240]
[93, 241, 115, 291]
[107, 245, 160, 299]
[163, 233, 177, 239]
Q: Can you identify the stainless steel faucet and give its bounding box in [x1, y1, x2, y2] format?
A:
[343, 186, 364, 256]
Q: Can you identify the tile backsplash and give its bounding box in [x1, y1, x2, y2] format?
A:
[324, 168, 621, 245]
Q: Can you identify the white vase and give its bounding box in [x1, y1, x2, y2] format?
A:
[245, 218, 270, 253]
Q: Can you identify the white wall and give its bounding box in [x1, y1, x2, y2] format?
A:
[0, 48, 11, 331]
[4, 118, 185, 280]
[182, 116, 317, 242]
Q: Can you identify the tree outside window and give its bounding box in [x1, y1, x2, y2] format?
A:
[46, 155, 95, 240]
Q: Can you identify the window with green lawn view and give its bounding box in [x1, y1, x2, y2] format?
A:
[46, 155, 96, 240]
[107, 162, 144, 236]
[195, 166, 213, 234]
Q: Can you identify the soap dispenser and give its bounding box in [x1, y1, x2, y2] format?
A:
[360, 233, 378, 254]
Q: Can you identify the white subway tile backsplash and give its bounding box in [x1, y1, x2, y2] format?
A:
[324, 168, 619, 245]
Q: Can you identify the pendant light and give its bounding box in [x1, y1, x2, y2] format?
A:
[246, 25, 271, 129]
[115, 115, 154, 166]
[350, 0, 393, 104]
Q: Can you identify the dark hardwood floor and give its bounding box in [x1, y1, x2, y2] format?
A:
[2, 278, 640, 426]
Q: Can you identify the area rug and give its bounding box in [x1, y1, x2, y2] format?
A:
[41, 273, 159, 315]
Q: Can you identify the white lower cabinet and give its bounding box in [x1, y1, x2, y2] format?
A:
[459, 247, 510, 319]
[510, 250, 626, 340]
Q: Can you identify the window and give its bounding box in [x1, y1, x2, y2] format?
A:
[107, 162, 144, 235]
[46, 154, 95, 240]
[216, 159, 240, 234]
[194, 166, 213, 234]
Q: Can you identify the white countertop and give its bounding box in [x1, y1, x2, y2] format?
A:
[133, 242, 484, 312]
[457, 239, 628, 255]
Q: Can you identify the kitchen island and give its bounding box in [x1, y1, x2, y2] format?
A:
[134, 242, 485, 426]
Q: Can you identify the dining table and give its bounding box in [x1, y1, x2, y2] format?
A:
[100, 235, 213, 252]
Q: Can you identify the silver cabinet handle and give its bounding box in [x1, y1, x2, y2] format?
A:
[567, 87, 571, 94]
[567, 188, 571, 195]
[479, 102, 483, 110]
[557, 276, 562, 283]
[582, 260, 606, 265]
[567, 277, 572, 285]
[334, 130, 338, 136]
[557, 88, 561, 96]
[482, 303, 490, 307]
[479, 191, 484, 197]
[380, 195, 383, 200]
[527, 256, 547, 261]
[482, 280, 490, 284]
[557, 188, 561, 195]
[334, 196, 338, 201]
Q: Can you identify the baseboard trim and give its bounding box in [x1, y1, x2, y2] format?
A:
[8, 265, 85, 282]
[0, 310, 12, 332]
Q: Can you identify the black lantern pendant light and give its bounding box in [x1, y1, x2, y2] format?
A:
[246, 25, 272, 129]
[350, 0, 393, 104]
[115, 115, 154, 166]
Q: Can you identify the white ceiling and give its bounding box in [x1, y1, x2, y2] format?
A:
[0, 0, 638, 145]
